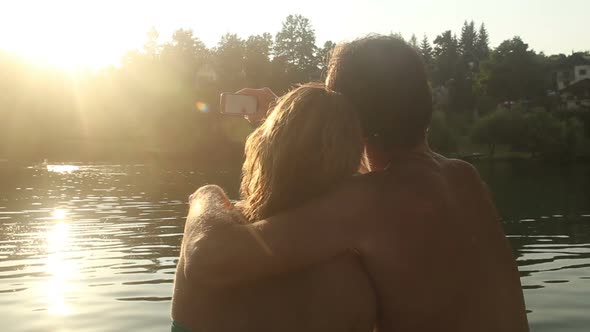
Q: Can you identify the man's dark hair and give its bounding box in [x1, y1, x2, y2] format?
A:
[326, 35, 433, 150]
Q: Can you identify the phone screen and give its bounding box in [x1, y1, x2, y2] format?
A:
[220, 93, 258, 115]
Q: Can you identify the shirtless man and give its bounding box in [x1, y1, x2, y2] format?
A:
[182, 36, 529, 331]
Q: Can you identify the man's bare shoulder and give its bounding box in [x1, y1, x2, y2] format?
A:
[439, 156, 482, 179]
[326, 173, 383, 204]
[438, 157, 490, 195]
[374, 155, 488, 213]
[415, 154, 485, 190]
[432, 156, 502, 226]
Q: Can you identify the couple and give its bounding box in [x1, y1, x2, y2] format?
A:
[171, 36, 529, 332]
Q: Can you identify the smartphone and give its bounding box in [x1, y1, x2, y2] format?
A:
[220, 93, 258, 115]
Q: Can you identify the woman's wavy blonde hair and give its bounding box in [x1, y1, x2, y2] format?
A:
[240, 83, 365, 222]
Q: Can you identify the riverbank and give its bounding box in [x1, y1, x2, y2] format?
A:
[446, 132, 590, 163]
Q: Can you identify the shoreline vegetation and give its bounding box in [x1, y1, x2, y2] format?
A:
[1, 15, 589, 166]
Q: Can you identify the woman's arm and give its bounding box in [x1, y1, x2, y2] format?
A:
[183, 178, 377, 286]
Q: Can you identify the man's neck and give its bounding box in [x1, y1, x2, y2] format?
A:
[366, 140, 433, 172]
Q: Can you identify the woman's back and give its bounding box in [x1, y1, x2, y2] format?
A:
[171, 186, 375, 331]
[172, 250, 375, 332]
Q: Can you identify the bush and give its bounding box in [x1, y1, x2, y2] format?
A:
[560, 117, 585, 159]
[470, 106, 589, 160]
[446, 112, 473, 137]
[515, 109, 563, 157]
[428, 111, 458, 153]
[471, 107, 523, 156]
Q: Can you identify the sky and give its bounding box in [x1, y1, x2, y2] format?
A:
[0, 0, 588, 69]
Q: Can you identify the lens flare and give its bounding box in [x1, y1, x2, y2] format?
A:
[195, 101, 209, 113]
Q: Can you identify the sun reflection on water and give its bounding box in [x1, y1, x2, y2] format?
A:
[51, 208, 68, 220]
[46, 164, 80, 173]
[45, 208, 76, 316]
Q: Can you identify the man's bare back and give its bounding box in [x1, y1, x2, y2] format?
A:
[185, 151, 529, 332]
[353, 152, 529, 331]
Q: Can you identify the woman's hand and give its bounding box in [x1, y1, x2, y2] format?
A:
[236, 87, 278, 124]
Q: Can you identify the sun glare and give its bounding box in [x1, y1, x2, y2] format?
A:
[1, 1, 148, 71]
[7, 24, 123, 71]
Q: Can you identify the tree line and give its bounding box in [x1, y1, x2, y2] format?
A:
[0, 14, 588, 165]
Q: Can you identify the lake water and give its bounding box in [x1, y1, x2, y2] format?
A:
[0, 161, 588, 332]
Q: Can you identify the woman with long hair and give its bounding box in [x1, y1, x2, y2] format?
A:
[171, 84, 375, 332]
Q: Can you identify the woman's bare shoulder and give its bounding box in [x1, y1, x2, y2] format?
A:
[186, 185, 247, 229]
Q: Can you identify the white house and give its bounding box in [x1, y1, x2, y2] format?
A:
[194, 64, 218, 88]
[561, 79, 590, 110]
[556, 55, 590, 90]
[556, 55, 590, 110]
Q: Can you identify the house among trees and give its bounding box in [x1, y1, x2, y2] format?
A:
[195, 63, 218, 84]
[555, 53, 590, 111]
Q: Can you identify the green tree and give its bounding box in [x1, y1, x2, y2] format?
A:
[472, 23, 492, 114]
[475, 23, 490, 62]
[471, 107, 523, 156]
[389, 32, 404, 40]
[419, 35, 433, 74]
[244, 33, 273, 87]
[214, 33, 246, 91]
[471, 107, 581, 159]
[274, 14, 319, 84]
[562, 117, 585, 159]
[432, 30, 459, 86]
[433, 30, 472, 112]
[518, 109, 563, 157]
[317, 40, 336, 74]
[160, 29, 209, 84]
[409, 34, 418, 49]
[459, 21, 477, 67]
[478, 37, 545, 102]
[144, 27, 160, 59]
[455, 21, 479, 113]
[428, 111, 458, 153]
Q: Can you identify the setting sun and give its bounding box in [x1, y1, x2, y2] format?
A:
[0, 1, 149, 70]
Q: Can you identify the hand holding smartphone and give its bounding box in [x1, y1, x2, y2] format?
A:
[220, 93, 258, 116]
[220, 88, 278, 124]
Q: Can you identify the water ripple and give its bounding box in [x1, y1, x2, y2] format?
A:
[1, 162, 589, 331]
